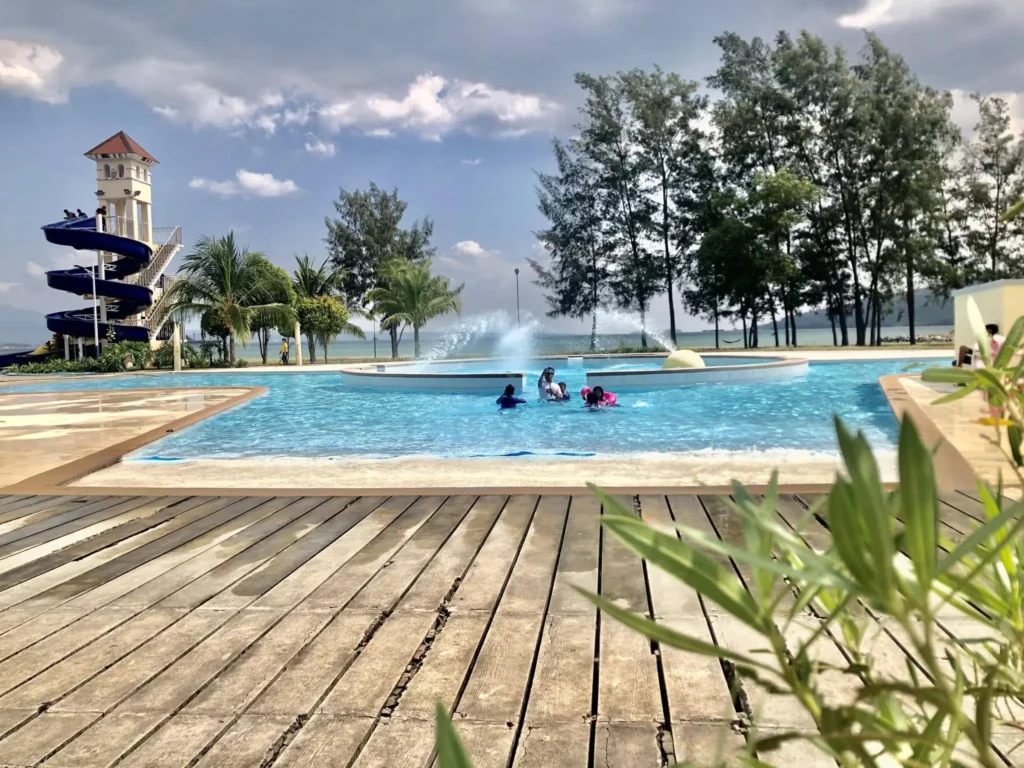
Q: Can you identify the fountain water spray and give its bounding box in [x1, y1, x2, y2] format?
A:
[420, 311, 512, 362]
[595, 309, 677, 353]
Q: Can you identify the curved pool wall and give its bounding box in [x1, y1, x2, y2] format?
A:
[586, 356, 809, 390]
[338, 355, 809, 392]
[340, 366, 527, 393]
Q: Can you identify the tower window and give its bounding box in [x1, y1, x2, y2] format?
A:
[118, 164, 125, 178]
[103, 164, 111, 179]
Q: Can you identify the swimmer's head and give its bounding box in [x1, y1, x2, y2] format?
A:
[593, 386, 605, 399]
[558, 382, 567, 393]
[543, 367, 555, 381]
[586, 391, 600, 406]
[504, 384, 515, 396]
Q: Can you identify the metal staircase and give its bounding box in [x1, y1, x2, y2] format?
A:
[112, 224, 183, 340]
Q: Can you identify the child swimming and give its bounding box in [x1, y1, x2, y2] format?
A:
[496, 384, 528, 409]
[557, 382, 571, 401]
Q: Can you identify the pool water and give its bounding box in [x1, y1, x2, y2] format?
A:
[5, 359, 923, 460]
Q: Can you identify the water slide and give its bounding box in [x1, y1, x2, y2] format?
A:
[0, 216, 154, 367]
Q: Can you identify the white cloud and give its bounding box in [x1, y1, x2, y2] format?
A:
[189, 169, 300, 197]
[318, 72, 557, 140]
[366, 128, 395, 138]
[25, 262, 46, 278]
[950, 89, 1024, 138]
[0, 39, 64, 103]
[461, 158, 482, 166]
[304, 134, 336, 157]
[837, 0, 1020, 27]
[0, 281, 17, 293]
[452, 240, 497, 258]
[283, 106, 311, 126]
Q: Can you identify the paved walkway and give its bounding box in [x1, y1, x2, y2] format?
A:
[0, 491, 1007, 767]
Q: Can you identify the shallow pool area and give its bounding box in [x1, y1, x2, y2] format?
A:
[3, 358, 923, 462]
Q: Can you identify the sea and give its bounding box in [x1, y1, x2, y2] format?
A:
[240, 324, 953, 361]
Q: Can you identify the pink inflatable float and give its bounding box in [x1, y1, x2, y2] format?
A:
[580, 386, 618, 406]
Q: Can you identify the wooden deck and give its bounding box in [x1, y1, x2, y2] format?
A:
[0, 491, 1001, 768]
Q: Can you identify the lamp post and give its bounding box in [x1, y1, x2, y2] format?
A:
[514, 268, 521, 326]
[75, 264, 101, 358]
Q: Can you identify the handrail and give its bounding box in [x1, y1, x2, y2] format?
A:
[122, 226, 182, 289]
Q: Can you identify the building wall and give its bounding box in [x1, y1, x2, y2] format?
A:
[953, 280, 1024, 351]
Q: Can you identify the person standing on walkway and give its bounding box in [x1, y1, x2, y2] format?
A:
[280, 337, 290, 365]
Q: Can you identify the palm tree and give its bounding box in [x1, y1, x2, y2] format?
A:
[167, 233, 295, 364]
[293, 253, 343, 299]
[292, 254, 365, 362]
[367, 260, 463, 358]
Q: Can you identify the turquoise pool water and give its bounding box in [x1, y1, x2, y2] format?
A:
[4, 358, 926, 460]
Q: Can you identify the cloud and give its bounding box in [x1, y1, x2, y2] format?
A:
[452, 240, 497, 258]
[304, 134, 336, 157]
[461, 158, 482, 166]
[950, 88, 1024, 137]
[25, 262, 45, 278]
[0, 281, 17, 293]
[318, 73, 557, 139]
[189, 169, 300, 197]
[837, 0, 1020, 28]
[0, 39, 64, 103]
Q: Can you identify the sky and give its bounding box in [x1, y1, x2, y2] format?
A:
[0, 0, 1022, 336]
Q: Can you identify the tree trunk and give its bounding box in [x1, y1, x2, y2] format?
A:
[307, 334, 316, 363]
[771, 305, 779, 347]
[837, 301, 850, 346]
[876, 303, 883, 347]
[714, 310, 720, 350]
[390, 326, 399, 359]
[414, 326, 421, 358]
[590, 313, 598, 352]
[228, 334, 236, 365]
[790, 309, 798, 347]
[661, 176, 677, 347]
[741, 314, 748, 349]
[830, 312, 837, 346]
[639, 308, 648, 349]
[906, 256, 916, 346]
[259, 328, 269, 364]
[321, 337, 329, 363]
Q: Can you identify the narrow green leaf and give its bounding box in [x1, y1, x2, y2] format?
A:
[594, 513, 762, 629]
[922, 367, 979, 384]
[995, 316, 1024, 368]
[1009, 425, 1024, 467]
[966, 297, 992, 365]
[1001, 198, 1024, 222]
[898, 416, 938, 589]
[930, 383, 980, 406]
[435, 703, 473, 768]
[576, 588, 775, 672]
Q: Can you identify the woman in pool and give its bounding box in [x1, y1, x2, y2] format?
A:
[537, 367, 562, 401]
[580, 386, 618, 407]
[496, 384, 527, 410]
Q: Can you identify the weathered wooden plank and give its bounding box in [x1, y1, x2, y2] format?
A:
[0, 608, 182, 710]
[274, 714, 374, 768]
[320, 612, 436, 716]
[107, 497, 304, 609]
[448, 720, 518, 768]
[396, 496, 505, 612]
[511, 722, 589, 768]
[116, 713, 231, 768]
[755, 729, 836, 767]
[448, 495, 536, 615]
[297, 496, 445, 611]
[247, 610, 378, 716]
[191, 714, 293, 768]
[0, 496, 73, 524]
[115, 609, 284, 714]
[0, 606, 137, 697]
[939, 491, 988, 522]
[547, 495, 599, 616]
[45, 712, 163, 768]
[456, 496, 567, 724]
[0, 497, 266, 622]
[349, 716, 435, 768]
[0, 709, 36, 740]
[521, 614, 594, 725]
[0, 606, 94, 664]
[0, 495, 142, 551]
[154, 497, 336, 609]
[344, 496, 474, 612]
[640, 496, 736, 726]
[208, 496, 372, 607]
[592, 722, 662, 767]
[394, 614, 489, 720]
[0, 496, 212, 585]
[0, 711, 99, 766]
[0, 498, 86, 537]
[598, 496, 661, 726]
[52, 609, 236, 714]
[672, 723, 747, 767]
[251, 497, 411, 610]
[184, 611, 333, 716]
[0, 497, 174, 566]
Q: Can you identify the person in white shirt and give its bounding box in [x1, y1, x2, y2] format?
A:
[537, 367, 562, 401]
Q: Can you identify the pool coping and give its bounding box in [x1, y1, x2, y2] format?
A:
[878, 374, 979, 488]
[0, 370, 979, 497]
[0, 385, 268, 493]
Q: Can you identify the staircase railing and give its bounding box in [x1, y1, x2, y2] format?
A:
[123, 226, 182, 289]
[145, 275, 179, 337]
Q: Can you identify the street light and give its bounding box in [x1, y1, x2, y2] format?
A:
[514, 268, 521, 326]
[74, 264, 101, 358]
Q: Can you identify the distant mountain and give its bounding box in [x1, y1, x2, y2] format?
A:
[0, 305, 48, 348]
[761, 289, 953, 332]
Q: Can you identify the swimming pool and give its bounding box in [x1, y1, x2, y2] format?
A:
[5, 358, 920, 460]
